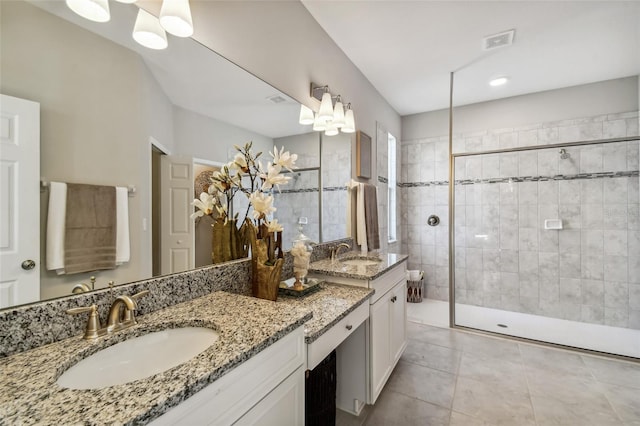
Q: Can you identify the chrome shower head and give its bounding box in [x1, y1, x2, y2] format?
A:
[559, 149, 570, 160]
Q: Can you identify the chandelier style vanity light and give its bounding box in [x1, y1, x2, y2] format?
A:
[300, 83, 356, 136]
[66, 0, 194, 50]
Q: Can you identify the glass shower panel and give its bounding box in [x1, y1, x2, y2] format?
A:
[452, 140, 640, 358]
[274, 169, 320, 249]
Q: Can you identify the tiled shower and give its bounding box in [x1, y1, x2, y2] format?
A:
[401, 109, 640, 355]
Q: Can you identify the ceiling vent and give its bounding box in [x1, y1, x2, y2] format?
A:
[483, 29, 515, 50]
[266, 94, 287, 104]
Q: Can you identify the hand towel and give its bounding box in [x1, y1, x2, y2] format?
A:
[364, 183, 380, 250]
[345, 180, 358, 239]
[64, 183, 117, 274]
[46, 182, 67, 274]
[115, 186, 130, 264]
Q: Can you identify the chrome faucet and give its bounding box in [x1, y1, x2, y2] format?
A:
[331, 243, 351, 262]
[66, 290, 149, 340]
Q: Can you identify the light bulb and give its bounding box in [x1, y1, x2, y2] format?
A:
[160, 0, 194, 37]
[325, 121, 339, 136]
[332, 98, 345, 128]
[298, 105, 315, 125]
[313, 114, 327, 131]
[342, 108, 355, 133]
[489, 76, 509, 87]
[66, 0, 110, 23]
[317, 91, 334, 122]
[133, 9, 168, 50]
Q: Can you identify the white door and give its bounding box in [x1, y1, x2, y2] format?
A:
[160, 156, 194, 275]
[0, 94, 40, 308]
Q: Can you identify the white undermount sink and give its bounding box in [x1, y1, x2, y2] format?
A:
[57, 327, 219, 390]
[341, 258, 381, 266]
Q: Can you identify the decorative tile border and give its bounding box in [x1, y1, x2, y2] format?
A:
[278, 186, 347, 194]
[401, 170, 639, 187]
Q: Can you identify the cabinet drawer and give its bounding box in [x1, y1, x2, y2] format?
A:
[369, 262, 406, 305]
[307, 302, 368, 370]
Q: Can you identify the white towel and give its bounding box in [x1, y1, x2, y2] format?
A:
[356, 183, 368, 254]
[345, 180, 358, 239]
[45, 183, 130, 274]
[115, 186, 130, 264]
[45, 182, 67, 274]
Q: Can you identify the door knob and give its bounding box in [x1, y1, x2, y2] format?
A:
[21, 260, 36, 270]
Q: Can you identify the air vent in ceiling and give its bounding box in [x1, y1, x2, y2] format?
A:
[483, 29, 515, 50]
[266, 94, 287, 104]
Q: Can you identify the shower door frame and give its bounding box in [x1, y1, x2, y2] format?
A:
[447, 135, 640, 356]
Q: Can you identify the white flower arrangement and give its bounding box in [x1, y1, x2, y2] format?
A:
[191, 142, 297, 263]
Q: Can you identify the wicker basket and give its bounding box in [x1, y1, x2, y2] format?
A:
[407, 279, 423, 303]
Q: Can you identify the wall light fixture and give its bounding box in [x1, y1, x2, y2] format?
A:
[66, 0, 194, 50]
[65, 0, 110, 23]
[133, 8, 168, 50]
[298, 83, 356, 137]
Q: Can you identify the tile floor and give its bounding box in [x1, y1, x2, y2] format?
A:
[336, 321, 640, 426]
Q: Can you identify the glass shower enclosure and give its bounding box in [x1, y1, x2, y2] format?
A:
[451, 137, 640, 358]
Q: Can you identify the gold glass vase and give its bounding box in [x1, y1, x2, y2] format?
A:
[211, 218, 250, 264]
[249, 223, 284, 301]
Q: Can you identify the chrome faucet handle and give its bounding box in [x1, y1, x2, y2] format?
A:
[66, 304, 105, 340]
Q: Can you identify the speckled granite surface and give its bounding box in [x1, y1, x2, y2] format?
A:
[308, 252, 408, 281]
[0, 259, 252, 358]
[0, 291, 312, 425]
[277, 283, 374, 343]
[0, 240, 353, 358]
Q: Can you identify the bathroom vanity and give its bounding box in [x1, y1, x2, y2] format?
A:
[308, 252, 408, 414]
[0, 247, 406, 424]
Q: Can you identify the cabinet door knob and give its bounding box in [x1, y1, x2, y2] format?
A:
[346, 324, 353, 330]
[391, 296, 397, 303]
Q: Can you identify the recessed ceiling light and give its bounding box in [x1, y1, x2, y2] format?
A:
[489, 77, 509, 87]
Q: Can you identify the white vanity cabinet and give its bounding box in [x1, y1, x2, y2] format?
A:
[312, 261, 408, 410]
[369, 277, 406, 403]
[150, 326, 305, 426]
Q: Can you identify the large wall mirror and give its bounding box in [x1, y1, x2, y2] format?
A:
[0, 0, 352, 309]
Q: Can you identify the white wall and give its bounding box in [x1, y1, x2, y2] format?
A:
[403, 76, 639, 141]
[173, 106, 273, 163]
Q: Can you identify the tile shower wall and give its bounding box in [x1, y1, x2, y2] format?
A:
[400, 136, 450, 300]
[321, 136, 351, 243]
[401, 111, 640, 330]
[455, 143, 639, 329]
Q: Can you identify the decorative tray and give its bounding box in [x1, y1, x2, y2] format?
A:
[278, 278, 324, 298]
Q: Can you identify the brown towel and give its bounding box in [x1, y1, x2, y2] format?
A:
[64, 184, 117, 274]
[364, 184, 380, 250]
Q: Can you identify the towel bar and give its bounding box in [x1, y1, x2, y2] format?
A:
[40, 180, 136, 196]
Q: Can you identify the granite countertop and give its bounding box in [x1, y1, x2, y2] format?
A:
[308, 251, 408, 281]
[277, 282, 374, 343]
[0, 291, 312, 425]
